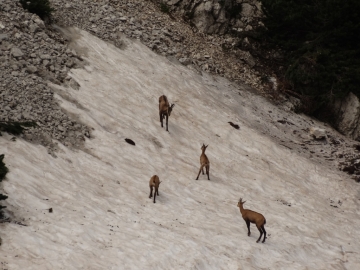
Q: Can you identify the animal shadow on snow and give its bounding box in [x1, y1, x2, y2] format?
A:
[148, 191, 170, 204]
[195, 173, 222, 183]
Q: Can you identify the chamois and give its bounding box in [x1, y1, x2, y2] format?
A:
[159, 95, 175, 132]
[237, 198, 267, 243]
[196, 144, 210, 180]
[149, 175, 161, 203]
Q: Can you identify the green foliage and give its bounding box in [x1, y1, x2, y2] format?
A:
[0, 154, 9, 218]
[19, 0, 54, 19]
[260, 0, 360, 114]
[0, 121, 36, 136]
[160, 2, 170, 14]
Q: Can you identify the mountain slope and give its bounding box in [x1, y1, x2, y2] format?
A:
[1, 29, 359, 269]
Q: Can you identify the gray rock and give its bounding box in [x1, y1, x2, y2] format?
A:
[0, 33, 8, 41]
[334, 92, 360, 140]
[179, 57, 192, 66]
[29, 23, 39, 33]
[40, 54, 51, 60]
[309, 127, 327, 140]
[33, 18, 45, 29]
[26, 65, 38, 73]
[58, 125, 66, 132]
[11, 47, 24, 58]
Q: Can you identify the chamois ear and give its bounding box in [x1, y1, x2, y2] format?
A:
[170, 103, 175, 109]
[205, 144, 209, 148]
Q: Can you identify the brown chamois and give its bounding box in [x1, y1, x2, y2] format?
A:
[149, 175, 162, 203]
[196, 144, 210, 180]
[159, 95, 175, 132]
[237, 198, 267, 243]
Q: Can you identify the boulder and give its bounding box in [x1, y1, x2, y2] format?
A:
[334, 92, 360, 140]
[11, 47, 24, 58]
[309, 127, 326, 140]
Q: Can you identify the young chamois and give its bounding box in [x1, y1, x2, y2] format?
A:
[149, 175, 162, 203]
[237, 198, 267, 243]
[196, 144, 210, 180]
[159, 95, 175, 132]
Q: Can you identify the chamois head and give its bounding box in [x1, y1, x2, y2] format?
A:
[201, 143, 208, 151]
[168, 103, 175, 116]
[237, 198, 246, 208]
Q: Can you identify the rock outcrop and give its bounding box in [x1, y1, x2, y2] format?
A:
[334, 92, 360, 141]
[163, 0, 263, 34]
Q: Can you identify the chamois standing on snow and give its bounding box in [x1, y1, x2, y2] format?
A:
[196, 144, 210, 180]
[149, 175, 161, 203]
[237, 198, 267, 243]
[159, 95, 175, 132]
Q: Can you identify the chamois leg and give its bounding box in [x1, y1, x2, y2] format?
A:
[206, 164, 210, 180]
[149, 186, 153, 198]
[156, 187, 159, 196]
[166, 114, 169, 132]
[196, 164, 205, 180]
[246, 220, 251, 236]
[261, 225, 266, 243]
[160, 112, 163, 128]
[153, 188, 157, 203]
[256, 225, 263, 243]
[201, 167, 205, 175]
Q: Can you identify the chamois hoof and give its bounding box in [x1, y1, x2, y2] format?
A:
[248, 232, 251, 237]
[149, 195, 152, 198]
[153, 201, 156, 203]
[256, 240, 260, 243]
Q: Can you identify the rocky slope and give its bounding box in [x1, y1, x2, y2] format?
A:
[51, 0, 263, 87]
[1, 0, 360, 180]
[0, 0, 90, 156]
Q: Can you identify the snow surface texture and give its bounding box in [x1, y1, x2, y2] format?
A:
[1, 29, 360, 269]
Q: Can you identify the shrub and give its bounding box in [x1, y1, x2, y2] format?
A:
[160, 2, 170, 14]
[19, 0, 54, 19]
